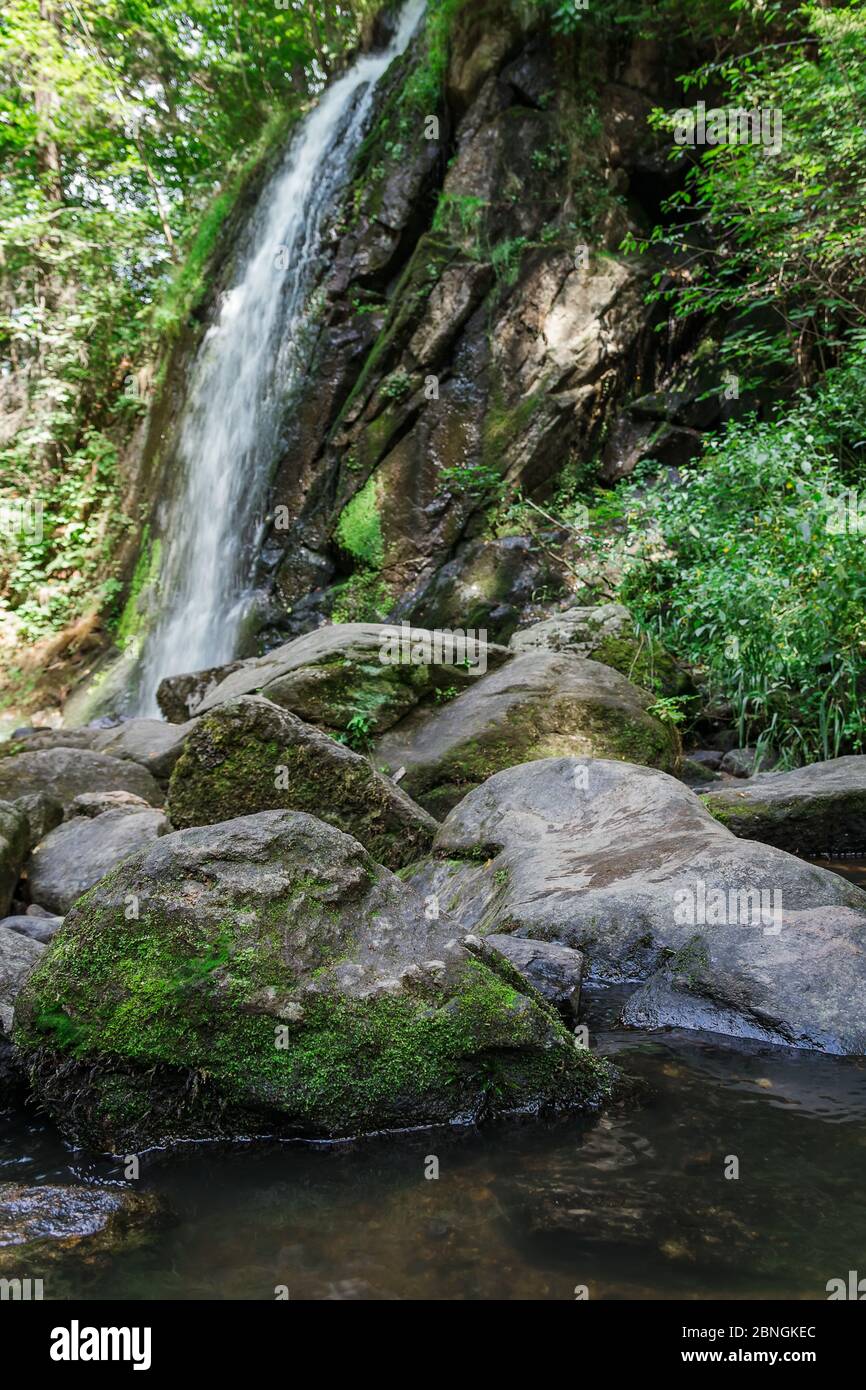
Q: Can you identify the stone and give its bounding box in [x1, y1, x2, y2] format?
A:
[90, 718, 198, 780]
[157, 660, 244, 723]
[13, 792, 64, 846]
[703, 756, 866, 857]
[68, 790, 154, 818]
[509, 603, 689, 695]
[0, 749, 163, 811]
[0, 1183, 170, 1274]
[404, 757, 866, 1053]
[0, 915, 63, 945]
[0, 801, 30, 918]
[166, 695, 437, 869]
[0, 924, 44, 1035]
[481, 934, 584, 1016]
[375, 651, 681, 816]
[27, 808, 169, 915]
[13, 810, 612, 1150]
[720, 746, 777, 778]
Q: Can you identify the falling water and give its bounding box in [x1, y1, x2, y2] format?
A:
[131, 0, 425, 715]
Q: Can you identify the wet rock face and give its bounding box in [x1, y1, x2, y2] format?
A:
[13, 809, 612, 1151]
[702, 756, 866, 857]
[166, 694, 436, 870]
[0, 1183, 170, 1275]
[374, 651, 681, 816]
[404, 757, 866, 1054]
[246, 4, 685, 640]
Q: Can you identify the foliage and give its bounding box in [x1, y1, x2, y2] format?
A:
[605, 337, 866, 765]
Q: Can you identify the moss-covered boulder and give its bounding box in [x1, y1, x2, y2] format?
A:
[167, 695, 436, 868]
[13, 810, 611, 1150]
[374, 651, 681, 816]
[702, 756, 866, 856]
[509, 603, 690, 697]
[161, 622, 509, 736]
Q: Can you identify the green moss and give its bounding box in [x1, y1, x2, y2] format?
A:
[592, 632, 689, 698]
[113, 527, 162, 653]
[335, 474, 385, 569]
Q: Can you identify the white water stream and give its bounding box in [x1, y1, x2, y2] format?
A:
[131, 0, 425, 714]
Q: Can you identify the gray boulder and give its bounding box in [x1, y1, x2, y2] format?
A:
[0, 915, 63, 945]
[509, 603, 688, 696]
[157, 659, 244, 723]
[0, 924, 43, 1035]
[0, 749, 163, 810]
[0, 802, 29, 917]
[375, 651, 681, 816]
[479, 934, 584, 1017]
[27, 807, 169, 915]
[187, 622, 508, 734]
[703, 755, 866, 856]
[166, 695, 437, 870]
[90, 718, 197, 781]
[720, 746, 777, 778]
[405, 757, 866, 1053]
[68, 790, 153, 818]
[13, 792, 64, 846]
[13, 809, 611, 1150]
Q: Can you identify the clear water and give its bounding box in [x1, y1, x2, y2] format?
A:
[4, 987, 866, 1300]
[130, 0, 426, 715]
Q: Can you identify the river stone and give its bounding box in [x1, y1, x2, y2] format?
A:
[0, 749, 163, 811]
[188, 622, 509, 734]
[0, 915, 63, 945]
[702, 756, 866, 857]
[27, 808, 169, 915]
[0, 801, 29, 917]
[166, 695, 437, 869]
[0, 925, 44, 1035]
[68, 790, 153, 818]
[14, 792, 64, 847]
[720, 746, 777, 778]
[13, 810, 611, 1150]
[509, 603, 688, 696]
[404, 757, 866, 1053]
[479, 935, 583, 1017]
[90, 718, 198, 781]
[374, 651, 681, 816]
[0, 1183, 170, 1274]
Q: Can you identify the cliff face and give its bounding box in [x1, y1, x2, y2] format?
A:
[252, 1, 725, 648]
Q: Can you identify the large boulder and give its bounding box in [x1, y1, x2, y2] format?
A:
[166, 695, 436, 870]
[0, 1184, 169, 1276]
[0, 801, 29, 917]
[160, 623, 509, 736]
[27, 807, 169, 915]
[90, 718, 198, 781]
[0, 749, 163, 811]
[509, 603, 690, 696]
[157, 660, 244, 723]
[405, 757, 866, 1053]
[0, 924, 43, 1035]
[13, 810, 611, 1151]
[702, 756, 866, 856]
[375, 652, 681, 816]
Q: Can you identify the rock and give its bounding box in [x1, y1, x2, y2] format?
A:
[375, 651, 681, 816]
[703, 756, 866, 857]
[0, 915, 63, 945]
[0, 1184, 170, 1275]
[404, 757, 866, 1053]
[0, 924, 44, 1035]
[481, 935, 583, 1017]
[13, 792, 64, 846]
[68, 790, 154, 818]
[90, 718, 198, 780]
[189, 623, 509, 735]
[157, 660, 244, 724]
[678, 757, 720, 786]
[398, 536, 570, 645]
[13, 810, 611, 1150]
[0, 749, 163, 811]
[0, 1037, 25, 1106]
[0, 802, 30, 918]
[689, 749, 723, 771]
[166, 695, 437, 870]
[509, 603, 689, 696]
[27, 808, 169, 915]
[720, 746, 777, 778]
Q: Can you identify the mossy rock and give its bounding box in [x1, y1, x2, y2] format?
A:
[701, 756, 866, 856]
[166, 695, 436, 869]
[13, 810, 612, 1151]
[375, 650, 681, 814]
[510, 604, 690, 697]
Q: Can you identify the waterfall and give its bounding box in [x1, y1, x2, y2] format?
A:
[130, 0, 425, 716]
